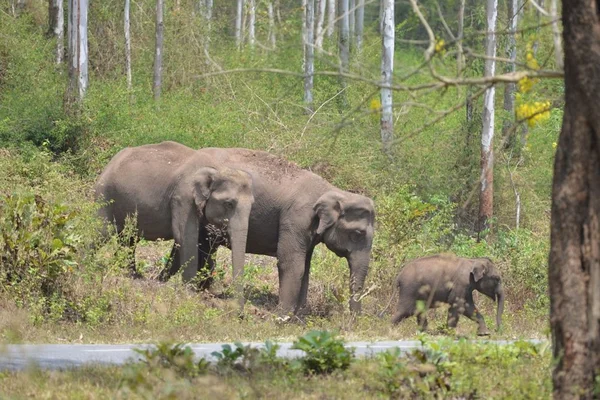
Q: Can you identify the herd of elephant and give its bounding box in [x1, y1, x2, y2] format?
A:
[94, 141, 504, 335]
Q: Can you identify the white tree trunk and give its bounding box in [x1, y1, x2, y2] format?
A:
[550, 0, 563, 69]
[355, 0, 364, 51]
[339, 0, 349, 72]
[315, 0, 326, 50]
[327, 0, 335, 37]
[236, 0, 244, 49]
[248, 0, 256, 48]
[153, 0, 164, 101]
[349, 0, 355, 44]
[502, 0, 518, 136]
[48, 0, 64, 64]
[66, 0, 87, 104]
[204, 0, 213, 19]
[304, 0, 315, 111]
[479, 0, 498, 233]
[380, 0, 394, 150]
[268, 1, 276, 48]
[124, 0, 132, 91]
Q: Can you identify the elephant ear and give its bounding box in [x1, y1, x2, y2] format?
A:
[471, 261, 486, 282]
[313, 191, 345, 235]
[192, 167, 217, 215]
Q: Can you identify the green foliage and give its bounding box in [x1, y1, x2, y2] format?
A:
[0, 193, 78, 319]
[133, 342, 209, 378]
[291, 330, 354, 374]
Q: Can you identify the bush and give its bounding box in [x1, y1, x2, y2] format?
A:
[291, 330, 354, 374]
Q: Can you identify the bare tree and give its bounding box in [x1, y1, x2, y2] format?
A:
[315, 0, 326, 50]
[304, 0, 315, 112]
[248, 0, 256, 48]
[153, 0, 164, 101]
[339, 0, 350, 72]
[349, 0, 355, 43]
[327, 0, 335, 37]
[502, 0, 518, 142]
[550, 0, 563, 70]
[380, 0, 394, 151]
[355, 0, 364, 51]
[456, 0, 465, 75]
[124, 0, 132, 92]
[478, 0, 498, 235]
[549, 1, 600, 398]
[268, 1, 276, 48]
[236, 0, 244, 49]
[66, 0, 88, 107]
[48, 0, 64, 64]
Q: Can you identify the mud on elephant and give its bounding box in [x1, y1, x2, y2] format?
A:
[161, 147, 376, 316]
[392, 254, 504, 336]
[94, 141, 254, 310]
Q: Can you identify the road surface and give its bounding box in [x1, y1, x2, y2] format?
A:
[0, 340, 544, 371]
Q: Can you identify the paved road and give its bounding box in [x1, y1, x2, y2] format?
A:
[0, 340, 544, 371]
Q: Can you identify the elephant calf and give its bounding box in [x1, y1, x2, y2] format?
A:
[392, 254, 504, 336]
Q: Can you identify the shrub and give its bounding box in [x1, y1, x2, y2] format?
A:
[291, 330, 354, 374]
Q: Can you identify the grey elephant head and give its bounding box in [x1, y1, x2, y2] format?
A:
[470, 257, 504, 330]
[193, 167, 254, 303]
[313, 190, 375, 312]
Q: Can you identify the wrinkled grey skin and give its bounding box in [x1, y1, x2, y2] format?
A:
[392, 255, 504, 336]
[94, 141, 254, 309]
[162, 147, 376, 316]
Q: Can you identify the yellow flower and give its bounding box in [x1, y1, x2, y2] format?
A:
[369, 98, 382, 113]
[435, 39, 446, 54]
[552, 142, 557, 149]
[526, 52, 540, 70]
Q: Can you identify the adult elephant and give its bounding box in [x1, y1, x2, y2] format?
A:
[162, 147, 376, 316]
[94, 141, 254, 309]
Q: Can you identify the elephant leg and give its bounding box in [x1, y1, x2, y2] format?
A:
[298, 247, 315, 312]
[171, 200, 200, 283]
[158, 243, 181, 282]
[276, 230, 309, 315]
[463, 294, 490, 336]
[126, 235, 142, 279]
[392, 294, 416, 325]
[447, 305, 460, 328]
[416, 311, 428, 332]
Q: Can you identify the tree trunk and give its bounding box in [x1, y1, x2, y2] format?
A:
[380, 0, 394, 152]
[248, 0, 256, 48]
[48, 0, 64, 64]
[235, 0, 244, 49]
[532, 0, 543, 57]
[550, 1, 600, 398]
[339, 0, 349, 72]
[153, 0, 164, 102]
[550, 0, 563, 70]
[478, 0, 497, 236]
[66, 0, 88, 108]
[124, 0, 132, 92]
[15, 0, 26, 16]
[327, 0, 335, 37]
[349, 0, 355, 46]
[502, 0, 518, 146]
[268, 1, 276, 48]
[304, 0, 315, 112]
[315, 0, 326, 50]
[456, 0, 465, 76]
[355, 0, 364, 52]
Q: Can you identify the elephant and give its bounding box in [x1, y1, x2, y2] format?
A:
[161, 147, 376, 316]
[94, 141, 254, 309]
[392, 254, 504, 336]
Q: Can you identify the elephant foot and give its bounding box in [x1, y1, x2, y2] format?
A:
[477, 328, 491, 336]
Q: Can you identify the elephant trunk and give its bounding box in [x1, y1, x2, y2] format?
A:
[227, 203, 251, 313]
[348, 249, 370, 313]
[496, 285, 505, 331]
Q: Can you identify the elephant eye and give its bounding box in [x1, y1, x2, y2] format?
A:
[224, 200, 235, 210]
[350, 230, 365, 242]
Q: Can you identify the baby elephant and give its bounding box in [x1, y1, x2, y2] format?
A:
[392, 254, 504, 336]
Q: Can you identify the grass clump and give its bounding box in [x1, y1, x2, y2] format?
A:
[291, 330, 354, 374]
